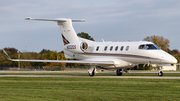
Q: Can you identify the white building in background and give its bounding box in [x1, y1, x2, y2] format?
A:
[176, 63, 180, 70]
[151, 64, 177, 71]
[162, 64, 176, 71]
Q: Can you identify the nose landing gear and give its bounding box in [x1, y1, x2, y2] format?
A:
[158, 71, 163, 76]
[158, 66, 163, 77]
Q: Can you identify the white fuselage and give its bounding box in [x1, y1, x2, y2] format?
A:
[64, 41, 177, 69]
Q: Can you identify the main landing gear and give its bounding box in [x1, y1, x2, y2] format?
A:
[88, 65, 96, 76]
[116, 69, 123, 76]
[158, 66, 163, 77]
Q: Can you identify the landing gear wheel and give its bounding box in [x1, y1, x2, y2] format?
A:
[158, 71, 163, 77]
[116, 69, 122, 76]
[89, 69, 95, 76]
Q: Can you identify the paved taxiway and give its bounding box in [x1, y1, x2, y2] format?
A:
[0, 71, 180, 79]
[1, 70, 180, 73]
[0, 75, 180, 79]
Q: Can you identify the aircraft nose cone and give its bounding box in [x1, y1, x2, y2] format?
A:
[171, 56, 178, 64]
[160, 51, 178, 64]
[164, 55, 178, 64]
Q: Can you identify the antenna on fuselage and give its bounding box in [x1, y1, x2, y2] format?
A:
[102, 39, 105, 42]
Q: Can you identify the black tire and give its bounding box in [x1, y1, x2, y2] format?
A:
[158, 71, 163, 77]
[89, 69, 95, 76]
[116, 69, 122, 76]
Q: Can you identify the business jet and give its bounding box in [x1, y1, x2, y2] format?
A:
[3, 17, 177, 76]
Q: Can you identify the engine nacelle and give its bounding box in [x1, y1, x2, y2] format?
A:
[113, 59, 134, 68]
[64, 41, 89, 53]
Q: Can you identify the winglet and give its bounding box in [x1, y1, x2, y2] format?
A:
[2, 49, 11, 60]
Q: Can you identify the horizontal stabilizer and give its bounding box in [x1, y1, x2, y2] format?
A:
[25, 17, 85, 22]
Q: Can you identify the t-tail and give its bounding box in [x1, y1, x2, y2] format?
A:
[26, 17, 85, 45]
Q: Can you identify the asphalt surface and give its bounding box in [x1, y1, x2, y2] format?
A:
[0, 70, 180, 73]
[0, 70, 180, 79]
[0, 75, 180, 79]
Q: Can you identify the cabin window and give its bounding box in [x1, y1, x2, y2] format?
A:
[115, 46, 118, 51]
[120, 46, 124, 51]
[110, 46, 113, 51]
[104, 46, 108, 51]
[126, 46, 129, 51]
[96, 46, 99, 51]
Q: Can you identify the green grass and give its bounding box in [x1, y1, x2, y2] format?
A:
[0, 77, 180, 101]
[0, 73, 180, 76]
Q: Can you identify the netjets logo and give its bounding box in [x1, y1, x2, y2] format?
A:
[67, 45, 76, 49]
[61, 34, 70, 45]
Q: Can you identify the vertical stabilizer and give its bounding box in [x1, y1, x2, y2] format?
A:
[25, 17, 85, 45]
[58, 19, 79, 45]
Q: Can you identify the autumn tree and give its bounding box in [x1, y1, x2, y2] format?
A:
[143, 35, 170, 52]
[77, 32, 95, 41]
[40, 49, 51, 54]
[3, 47, 18, 54]
[0, 48, 19, 68]
[167, 49, 180, 63]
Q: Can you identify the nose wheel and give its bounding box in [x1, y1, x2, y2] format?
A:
[158, 71, 163, 76]
[158, 66, 163, 77]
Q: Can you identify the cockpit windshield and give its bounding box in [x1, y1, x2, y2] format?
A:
[146, 44, 157, 49]
[138, 44, 161, 50]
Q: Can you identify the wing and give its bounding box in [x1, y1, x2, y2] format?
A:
[2, 49, 114, 65]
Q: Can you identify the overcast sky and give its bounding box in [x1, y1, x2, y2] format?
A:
[0, 0, 180, 52]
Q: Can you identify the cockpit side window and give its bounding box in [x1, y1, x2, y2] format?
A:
[139, 45, 145, 49]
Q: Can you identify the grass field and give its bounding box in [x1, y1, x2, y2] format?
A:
[0, 77, 180, 101]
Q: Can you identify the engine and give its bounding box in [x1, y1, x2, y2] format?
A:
[64, 41, 89, 53]
[80, 41, 88, 51]
[113, 59, 134, 68]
